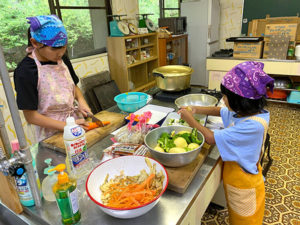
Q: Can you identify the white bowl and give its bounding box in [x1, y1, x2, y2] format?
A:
[86, 156, 168, 219]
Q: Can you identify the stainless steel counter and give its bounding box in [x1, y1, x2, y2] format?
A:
[3, 89, 222, 225]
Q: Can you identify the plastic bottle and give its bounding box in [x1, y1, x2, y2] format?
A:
[11, 140, 42, 207]
[41, 158, 57, 202]
[49, 164, 81, 225]
[287, 41, 296, 60]
[63, 117, 92, 178]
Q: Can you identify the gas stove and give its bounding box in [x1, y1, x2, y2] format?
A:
[152, 87, 222, 102]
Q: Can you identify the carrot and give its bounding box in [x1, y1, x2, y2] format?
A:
[103, 174, 159, 208]
[86, 121, 111, 130]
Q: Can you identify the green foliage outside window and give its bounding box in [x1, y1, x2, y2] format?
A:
[0, 0, 93, 71]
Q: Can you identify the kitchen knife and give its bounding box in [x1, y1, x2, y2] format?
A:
[87, 113, 104, 127]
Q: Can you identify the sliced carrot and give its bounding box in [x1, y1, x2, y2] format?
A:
[103, 173, 159, 208]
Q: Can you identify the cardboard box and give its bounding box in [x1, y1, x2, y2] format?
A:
[265, 23, 297, 42]
[248, 16, 300, 42]
[233, 41, 264, 59]
[263, 35, 289, 60]
[247, 19, 267, 37]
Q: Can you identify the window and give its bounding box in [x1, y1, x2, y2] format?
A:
[161, 0, 180, 18]
[138, 0, 180, 27]
[49, 0, 111, 59]
[0, 0, 111, 71]
[138, 0, 160, 27]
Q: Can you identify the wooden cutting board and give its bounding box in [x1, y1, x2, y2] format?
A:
[42, 111, 125, 154]
[163, 143, 212, 193]
[0, 136, 23, 214]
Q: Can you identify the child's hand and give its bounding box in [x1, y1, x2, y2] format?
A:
[78, 101, 92, 117]
[178, 106, 196, 114]
[75, 118, 90, 130]
[178, 108, 195, 126]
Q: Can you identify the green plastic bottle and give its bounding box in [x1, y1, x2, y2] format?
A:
[49, 164, 81, 225]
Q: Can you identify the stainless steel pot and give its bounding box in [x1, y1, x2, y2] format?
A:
[152, 65, 193, 92]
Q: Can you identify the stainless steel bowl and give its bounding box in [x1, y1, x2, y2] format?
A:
[175, 94, 218, 109]
[144, 126, 205, 167]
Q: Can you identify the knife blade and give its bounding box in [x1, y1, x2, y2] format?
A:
[87, 113, 104, 127]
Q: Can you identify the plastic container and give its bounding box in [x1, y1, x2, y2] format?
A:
[267, 90, 288, 99]
[49, 164, 81, 225]
[11, 140, 42, 207]
[114, 92, 148, 112]
[287, 91, 300, 104]
[41, 158, 57, 202]
[63, 117, 92, 179]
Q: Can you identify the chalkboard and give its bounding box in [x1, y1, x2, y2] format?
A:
[242, 0, 300, 35]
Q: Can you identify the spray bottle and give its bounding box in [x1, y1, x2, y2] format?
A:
[49, 164, 81, 225]
[41, 158, 57, 202]
[11, 140, 41, 206]
[63, 117, 92, 179]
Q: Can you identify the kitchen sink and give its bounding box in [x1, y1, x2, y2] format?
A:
[0, 202, 49, 225]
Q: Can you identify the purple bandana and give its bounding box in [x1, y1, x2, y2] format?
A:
[221, 61, 274, 99]
[27, 15, 67, 47]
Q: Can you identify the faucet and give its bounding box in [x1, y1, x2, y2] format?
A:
[0, 46, 41, 207]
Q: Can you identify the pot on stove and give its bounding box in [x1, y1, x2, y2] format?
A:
[152, 65, 193, 92]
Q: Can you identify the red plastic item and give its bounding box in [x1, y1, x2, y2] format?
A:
[267, 90, 287, 99]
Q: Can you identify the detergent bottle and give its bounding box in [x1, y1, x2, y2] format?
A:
[63, 116, 92, 179]
[41, 158, 57, 202]
[11, 140, 42, 207]
[49, 164, 81, 225]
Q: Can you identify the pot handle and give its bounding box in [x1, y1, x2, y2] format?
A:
[152, 72, 165, 78]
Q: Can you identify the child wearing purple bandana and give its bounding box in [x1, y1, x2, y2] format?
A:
[14, 15, 92, 140]
[179, 61, 274, 225]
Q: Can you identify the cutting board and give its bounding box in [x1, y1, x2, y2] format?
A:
[42, 111, 125, 154]
[159, 143, 212, 194]
[0, 137, 23, 214]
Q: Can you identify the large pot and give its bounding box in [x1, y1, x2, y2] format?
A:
[152, 65, 193, 92]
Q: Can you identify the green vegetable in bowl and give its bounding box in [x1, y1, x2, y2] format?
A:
[156, 129, 203, 153]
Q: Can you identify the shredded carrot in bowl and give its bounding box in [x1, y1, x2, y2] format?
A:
[100, 159, 165, 209]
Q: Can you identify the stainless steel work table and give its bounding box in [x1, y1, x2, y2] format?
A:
[5, 95, 223, 225]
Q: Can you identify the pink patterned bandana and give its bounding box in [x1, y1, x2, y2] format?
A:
[221, 61, 274, 99]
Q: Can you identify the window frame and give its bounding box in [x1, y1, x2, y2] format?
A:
[48, 0, 112, 58]
[159, 0, 181, 18]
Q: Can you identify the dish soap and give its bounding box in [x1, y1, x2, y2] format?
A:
[49, 164, 81, 225]
[63, 116, 92, 178]
[41, 158, 57, 202]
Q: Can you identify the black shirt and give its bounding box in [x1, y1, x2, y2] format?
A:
[14, 55, 79, 110]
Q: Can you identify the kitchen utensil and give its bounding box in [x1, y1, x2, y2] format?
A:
[273, 78, 292, 89]
[114, 92, 148, 113]
[87, 112, 104, 127]
[144, 126, 205, 167]
[175, 94, 218, 109]
[42, 111, 125, 153]
[152, 65, 194, 92]
[86, 156, 168, 219]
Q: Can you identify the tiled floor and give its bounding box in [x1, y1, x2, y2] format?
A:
[201, 102, 300, 225]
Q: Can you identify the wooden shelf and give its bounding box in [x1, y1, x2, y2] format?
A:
[126, 47, 139, 51]
[272, 88, 300, 92]
[158, 34, 188, 66]
[107, 33, 159, 92]
[266, 98, 300, 105]
[141, 43, 155, 48]
[127, 56, 158, 68]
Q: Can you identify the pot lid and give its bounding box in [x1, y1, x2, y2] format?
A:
[153, 65, 193, 77]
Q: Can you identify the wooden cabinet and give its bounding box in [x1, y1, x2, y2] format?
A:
[107, 33, 159, 92]
[158, 34, 188, 66]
